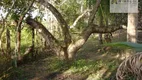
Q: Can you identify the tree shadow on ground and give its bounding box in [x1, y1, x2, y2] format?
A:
[74, 39, 135, 80]
[0, 37, 136, 80]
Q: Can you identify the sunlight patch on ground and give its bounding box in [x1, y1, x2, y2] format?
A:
[63, 65, 93, 75]
[86, 68, 108, 80]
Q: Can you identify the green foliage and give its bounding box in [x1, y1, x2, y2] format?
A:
[0, 67, 26, 80]
[57, 0, 88, 31]
[0, 39, 136, 80]
[48, 57, 67, 72]
[10, 13, 20, 21]
[59, 0, 80, 24]
[86, 0, 96, 6]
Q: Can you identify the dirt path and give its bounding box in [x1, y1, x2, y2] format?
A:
[19, 56, 86, 80]
[17, 40, 134, 80]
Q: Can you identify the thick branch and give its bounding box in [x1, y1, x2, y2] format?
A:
[91, 24, 124, 33]
[67, 24, 124, 59]
[88, 0, 101, 25]
[26, 17, 70, 60]
[26, 17, 59, 47]
[37, 0, 71, 45]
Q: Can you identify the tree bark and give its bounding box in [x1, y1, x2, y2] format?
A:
[0, 0, 17, 51]
[67, 24, 123, 59]
[14, 0, 35, 67]
[98, 12, 103, 44]
[37, 0, 71, 46]
[0, 19, 5, 52]
[31, 28, 35, 57]
[26, 17, 65, 58]
[98, 34, 103, 44]
[26, 17, 123, 60]
[127, 13, 138, 43]
[26, 0, 126, 60]
[6, 28, 11, 53]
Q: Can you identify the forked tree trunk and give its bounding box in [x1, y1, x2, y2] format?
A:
[26, 0, 102, 60]
[26, 17, 123, 60]
[127, 13, 138, 43]
[26, 0, 124, 60]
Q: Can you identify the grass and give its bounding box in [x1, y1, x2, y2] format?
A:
[0, 36, 140, 80]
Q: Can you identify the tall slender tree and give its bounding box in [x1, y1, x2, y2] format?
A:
[127, 13, 138, 43]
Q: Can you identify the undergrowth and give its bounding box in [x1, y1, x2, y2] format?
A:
[0, 38, 140, 80]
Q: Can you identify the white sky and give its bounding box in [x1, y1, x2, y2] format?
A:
[0, 8, 7, 19]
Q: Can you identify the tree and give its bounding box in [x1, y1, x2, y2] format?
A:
[14, 0, 35, 67]
[98, 10, 104, 44]
[0, 0, 17, 53]
[127, 13, 138, 43]
[26, 0, 124, 60]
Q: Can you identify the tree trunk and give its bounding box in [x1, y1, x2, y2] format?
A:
[0, 21, 5, 53]
[26, 17, 124, 60]
[98, 34, 103, 44]
[31, 28, 34, 57]
[32, 28, 35, 48]
[6, 28, 11, 53]
[17, 26, 21, 60]
[14, 0, 35, 67]
[26, 0, 126, 60]
[38, 0, 71, 46]
[127, 13, 138, 43]
[98, 12, 103, 44]
[0, 0, 16, 52]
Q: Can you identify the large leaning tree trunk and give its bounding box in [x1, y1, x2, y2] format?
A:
[127, 13, 138, 43]
[26, 0, 124, 60]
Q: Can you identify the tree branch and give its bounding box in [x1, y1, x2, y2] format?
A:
[17, 0, 35, 29]
[67, 24, 124, 59]
[37, 0, 71, 46]
[70, 9, 91, 28]
[90, 24, 124, 33]
[26, 17, 59, 47]
[59, 0, 68, 6]
[26, 17, 65, 57]
[0, 0, 17, 38]
[88, 0, 101, 25]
